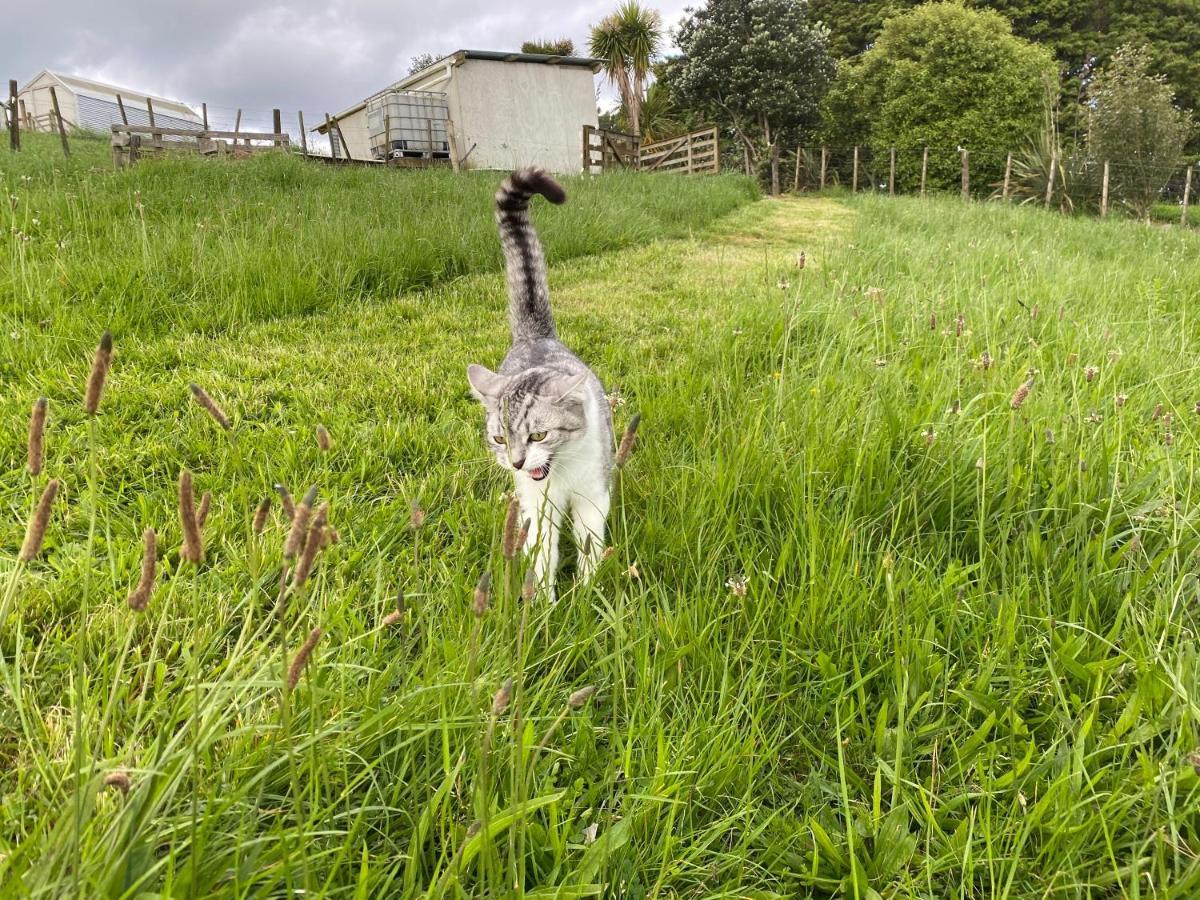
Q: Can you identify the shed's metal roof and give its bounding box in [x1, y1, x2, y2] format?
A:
[20, 69, 199, 119]
[315, 50, 602, 131]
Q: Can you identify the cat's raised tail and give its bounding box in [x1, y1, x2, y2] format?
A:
[495, 168, 566, 343]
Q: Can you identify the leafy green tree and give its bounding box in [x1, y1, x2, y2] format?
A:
[589, 1, 664, 136]
[821, 2, 1055, 192]
[407, 53, 439, 75]
[674, 0, 834, 193]
[521, 38, 576, 56]
[1087, 44, 1194, 217]
[809, 0, 1200, 136]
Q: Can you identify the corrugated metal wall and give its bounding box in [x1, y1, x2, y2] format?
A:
[77, 95, 198, 141]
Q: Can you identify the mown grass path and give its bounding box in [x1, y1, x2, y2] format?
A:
[4, 180, 1200, 897]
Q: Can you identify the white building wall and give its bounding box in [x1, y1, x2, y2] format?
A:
[451, 60, 597, 173]
[330, 108, 373, 161]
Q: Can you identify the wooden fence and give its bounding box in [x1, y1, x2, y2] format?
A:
[583, 125, 640, 173]
[112, 123, 290, 167]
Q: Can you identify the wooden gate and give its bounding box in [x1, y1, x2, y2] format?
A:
[583, 125, 720, 175]
[639, 127, 719, 175]
[583, 125, 640, 173]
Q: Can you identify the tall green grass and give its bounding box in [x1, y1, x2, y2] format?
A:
[3, 132, 1200, 896]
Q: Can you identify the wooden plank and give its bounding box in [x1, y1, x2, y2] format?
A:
[960, 148, 969, 199]
[110, 124, 285, 141]
[325, 113, 338, 159]
[852, 146, 858, 192]
[1182, 164, 1193, 225]
[298, 110, 307, 155]
[1100, 160, 1109, 216]
[820, 147, 827, 189]
[146, 97, 161, 149]
[8, 79, 18, 151]
[1002, 152, 1012, 200]
[889, 147, 896, 195]
[116, 93, 129, 125]
[921, 147, 928, 197]
[49, 86, 70, 158]
[582, 124, 592, 173]
[333, 117, 351, 160]
[1045, 151, 1057, 209]
[202, 102, 208, 129]
[445, 117, 460, 172]
[272, 109, 281, 147]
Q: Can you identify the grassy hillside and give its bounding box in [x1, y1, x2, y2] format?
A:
[4, 134, 1200, 896]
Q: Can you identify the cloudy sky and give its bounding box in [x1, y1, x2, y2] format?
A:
[12, 0, 694, 129]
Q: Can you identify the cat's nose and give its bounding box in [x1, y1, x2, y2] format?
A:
[512, 457, 526, 470]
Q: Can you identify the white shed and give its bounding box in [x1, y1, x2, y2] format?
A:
[315, 50, 601, 173]
[17, 70, 200, 134]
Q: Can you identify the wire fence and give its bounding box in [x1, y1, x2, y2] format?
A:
[785, 145, 1198, 223]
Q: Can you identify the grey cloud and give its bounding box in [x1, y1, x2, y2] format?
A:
[11, 0, 694, 127]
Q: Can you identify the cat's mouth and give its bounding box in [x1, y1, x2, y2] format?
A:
[526, 462, 551, 481]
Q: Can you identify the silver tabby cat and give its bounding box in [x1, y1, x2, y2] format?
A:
[467, 168, 614, 598]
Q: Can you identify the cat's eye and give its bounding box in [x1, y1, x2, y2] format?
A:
[529, 431, 547, 442]
[493, 434, 507, 445]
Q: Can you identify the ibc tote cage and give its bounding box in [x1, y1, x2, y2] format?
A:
[366, 90, 450, 161]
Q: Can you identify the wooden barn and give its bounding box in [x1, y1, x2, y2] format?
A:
[17, 70, 200, 134]
[315, 50, 601, 172]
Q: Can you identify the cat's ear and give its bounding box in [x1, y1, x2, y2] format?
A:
[547, 372, 589, 403]
[467, 364, 504, 402]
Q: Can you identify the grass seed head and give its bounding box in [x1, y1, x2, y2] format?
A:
[929, 312, 937, 331]
[27, 397, 47, 475]
[292, 502, 329, 587]
[615, 413, 641, 468]
[287, 627, 322, 690]
[127, 528, 157, 611]
[196, 491, 212, 528]
[521, 567, 537, 601]
[473, 571, 491, 617]
[382, 588, 406, 626]
[189, 383, 231, 431]
[84, 331, 113, 415]
[102, 771, 131, 794]
[274, 483, 296, 519]
[178, 470, 203, 563]
[501, 494, 521, 560]
[283, 486, 317, 559]
[568, 685, 597, 708]
[316, 424, 331, 451]
[253, 497, 272, 534]
[409, 501, 426, 530]
[19, 478, 60, 562]
[491, 677, 513, 715]
[1010, 377, 1034, 410]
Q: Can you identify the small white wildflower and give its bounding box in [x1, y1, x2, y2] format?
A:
[921, 429, 937, 446]
[725, 574, 748, 597]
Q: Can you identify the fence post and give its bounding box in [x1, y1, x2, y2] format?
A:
[686, 134, 694, 175]
[960, 148, 969, 199]
[1003, 153, 1013, 201]
[1100, 160, 1110, 217]
[793, 145, 801, 192]
[19, 98, 29, 130]
[115, 93, 129, 125]
[49, 86, 70, 158]
[1182, 164, 1194, 226]
[820, 147, 827, 189]
[8, 80, 18, 151]
[921, 147, 928, 197]
[202, 102, 209, 130]
[298, 111, 307, 155]
[889, 147, 896, 196]
[852, 146, 859, 192]
[147, 97, 161, 149]
[272, 109, 282, 147]
[1045, 151, 1057, 209]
